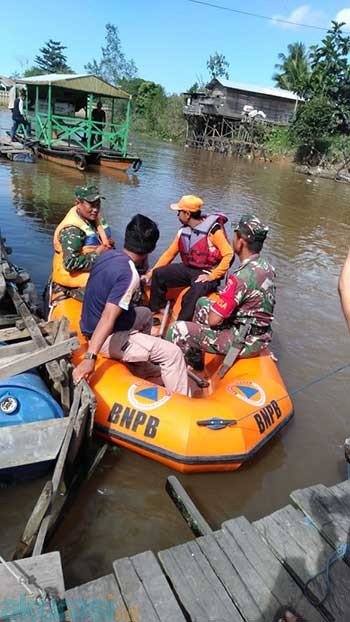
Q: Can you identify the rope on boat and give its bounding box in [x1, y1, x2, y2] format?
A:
[290, 363, 350, 396]
[224, 361, 350, 432]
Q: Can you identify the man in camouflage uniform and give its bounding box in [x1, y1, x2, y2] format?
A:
[52, 185, 113, 302]
[167, 214, 275, 365]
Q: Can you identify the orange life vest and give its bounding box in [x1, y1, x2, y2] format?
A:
[52, 206, 111, 288]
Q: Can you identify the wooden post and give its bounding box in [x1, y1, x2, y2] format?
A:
[86, 93, 93, 152]
[344, 438, 350, 479]
[47, 84, 52, 148]
[166, 475, 212, 536]
[35, 85, 39, 139]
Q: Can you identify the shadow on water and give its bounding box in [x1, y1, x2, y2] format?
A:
[2, 116, 350, 587]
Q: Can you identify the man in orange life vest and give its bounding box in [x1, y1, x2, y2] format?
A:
[145, 195, 233, 321]
[51, 185, 114, 302]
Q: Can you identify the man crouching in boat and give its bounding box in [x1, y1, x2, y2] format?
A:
[72, 214, 189, 395]
[51, 185, 113, 303]
[167, 214, 275, 368]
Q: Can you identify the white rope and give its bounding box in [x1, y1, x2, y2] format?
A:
[0, 556, 46, 601]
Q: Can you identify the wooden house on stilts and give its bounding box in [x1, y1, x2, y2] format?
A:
[183, 78, 301, 154]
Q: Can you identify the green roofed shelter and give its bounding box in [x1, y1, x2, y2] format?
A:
[13, 73, 141, 172]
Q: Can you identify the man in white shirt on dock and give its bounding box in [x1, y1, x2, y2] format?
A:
[10, 89, 31, 141]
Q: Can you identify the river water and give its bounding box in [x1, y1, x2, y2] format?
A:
[1, 109, 350, 587]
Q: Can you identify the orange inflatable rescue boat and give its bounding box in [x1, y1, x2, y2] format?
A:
[50, 295, 293, 473]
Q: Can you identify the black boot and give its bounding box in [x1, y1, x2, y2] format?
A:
[186, 348, 204, 371]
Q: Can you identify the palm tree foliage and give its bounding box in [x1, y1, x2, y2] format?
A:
[289, 22, 350, 163]
[273, 42, 310, 96]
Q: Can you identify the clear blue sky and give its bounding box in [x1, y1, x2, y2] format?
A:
[1, 1, 350, 93]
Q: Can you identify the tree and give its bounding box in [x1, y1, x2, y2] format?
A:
[85, 24, 137, 85]
[291, 95, 336, 163]
[289, 23, 350, 163]
[23, 67, 46, 78]
[34, 39, 71, 73]
[307, 21, 350, 130]
[188, 82, 199, 93]
[273, 42, 310, 96]
[135, 81, 166, 130]
[206, 52, 229, 80]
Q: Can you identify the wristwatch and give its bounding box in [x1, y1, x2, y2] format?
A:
[84, 352, 97, 360]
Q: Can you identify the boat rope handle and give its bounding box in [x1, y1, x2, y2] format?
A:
[224, 361, 350, 431]
[289, 363, 350, 397]
[303, 543, 348, 606]
[0, 555, 47, 601]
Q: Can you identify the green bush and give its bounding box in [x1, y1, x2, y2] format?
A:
[264, 127, 294, 155]
[290, 96, 336, 163]
[326, 135, 350, 164]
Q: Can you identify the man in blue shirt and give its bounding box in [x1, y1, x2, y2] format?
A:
[73, 214, 188, 395]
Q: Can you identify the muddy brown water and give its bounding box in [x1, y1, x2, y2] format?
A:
[1, 110, 350, 587]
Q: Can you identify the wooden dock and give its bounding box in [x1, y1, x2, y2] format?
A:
[2, 478, 350, 621]
[0, 135, 36, 162]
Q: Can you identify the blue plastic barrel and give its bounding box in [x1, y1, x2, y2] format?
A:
[0, 369, 64, 427]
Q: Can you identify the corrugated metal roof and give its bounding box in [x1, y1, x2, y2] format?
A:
[18, 74, 130, 99]
[0, 76, 15, 88]
[208, 78, 302, 101]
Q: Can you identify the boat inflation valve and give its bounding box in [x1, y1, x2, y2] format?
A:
[0, 395, 19, 415]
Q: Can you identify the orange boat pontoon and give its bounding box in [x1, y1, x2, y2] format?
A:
[50, 296, 293, 473]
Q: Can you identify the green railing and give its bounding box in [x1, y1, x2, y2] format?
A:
[30, 113, 129, 155]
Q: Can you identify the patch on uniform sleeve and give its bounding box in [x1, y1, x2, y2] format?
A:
[211, 275, 239, 318]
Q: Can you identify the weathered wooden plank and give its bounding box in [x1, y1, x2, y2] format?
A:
[0, 336, 79, 380]
[0, 313, 20, 327]
[58, 358, 71, 413]
[54, 316, 71, 342]
[6, 284, 45, 349]
[33, 514, 52, 558]
[223, 516, 324, 622]
[291, 483, 350, 556]
[66, 574, 130, 622]
[0, 325, 30, 341]
[0, 273, 5, 300]
[0, 339, 36, 357]
[113, 556, 160, 622]
[166, 475, 212, 536]
[6, 283, 64, 382]
[33, 385, 84, 556]
[158, 540, 243, 621]
[0, 417, 70, 470]
[255, 504, 350, 621]
[329, 479, 350, 499]
[13, 481, 53, 560]
[0, 551, 65, 618]
[196, 530, 269, 621]
[130, 550, 186, 622]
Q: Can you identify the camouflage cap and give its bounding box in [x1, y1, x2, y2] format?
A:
[233, 214, 269, 241]
[74, 185, 104, 202]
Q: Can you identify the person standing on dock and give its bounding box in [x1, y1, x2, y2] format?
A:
[145, 195, 233, 321]
[10, 89, 32, 141]
[51, 185, 113, 303]
[167, 214, 275, 368]
[72, 214, 189, 396]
